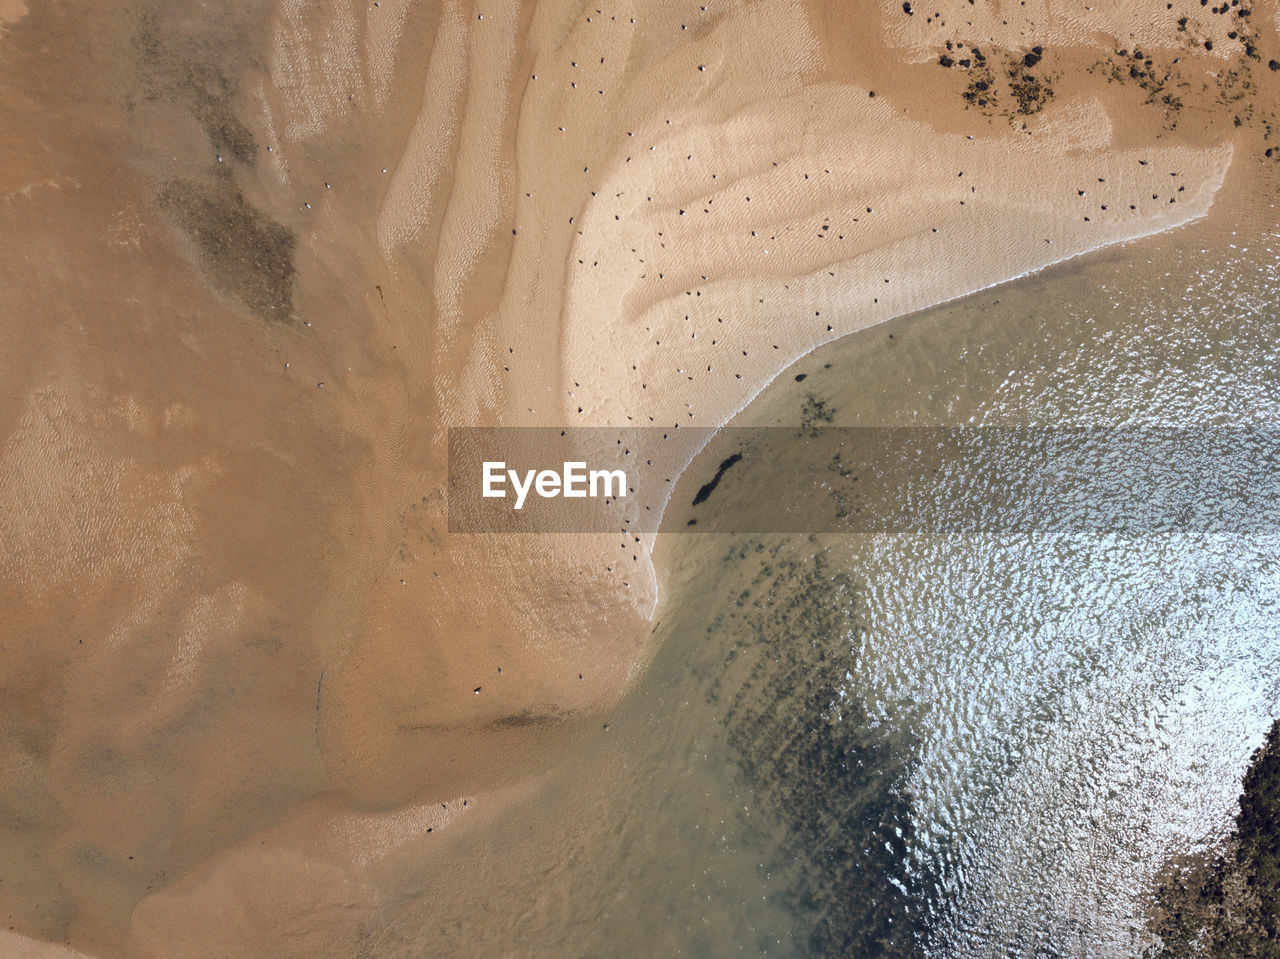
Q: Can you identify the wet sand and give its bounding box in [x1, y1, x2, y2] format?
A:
[0, 0, 1277, 954]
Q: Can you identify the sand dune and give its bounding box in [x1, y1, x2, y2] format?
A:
[0, 0, 1274, 953]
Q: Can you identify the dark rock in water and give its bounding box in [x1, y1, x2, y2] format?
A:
[1147, 718, 1280, 957]
[794, 373, 808, 382]
[902, 1, 913, 13]
[1269, 59, 1280, 70]
[692, 452, 743, 506]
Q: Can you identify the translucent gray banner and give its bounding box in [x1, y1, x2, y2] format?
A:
[447, 427, 1280, 534]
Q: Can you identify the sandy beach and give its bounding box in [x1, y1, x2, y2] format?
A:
[0, 0, 1277, 954]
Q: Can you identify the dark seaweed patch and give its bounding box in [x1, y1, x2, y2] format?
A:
[799, 395, 835, 436]
[703, 544, 934, 958]
[1087, 1, 1280, 141]
[691, 452, 743, 506]
[1007, 61, 1055, 115]
[130, 5, 296, 322]
[157, 177, 295, 322]
[132, 9, 259, 165]
[951, 45, 1056, 116]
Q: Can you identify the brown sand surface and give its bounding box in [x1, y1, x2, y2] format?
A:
[0, 0, 1276, 954]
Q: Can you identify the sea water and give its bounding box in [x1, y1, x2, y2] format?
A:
[380, 195, 1280, 959]
[610, 192, 1280, 958]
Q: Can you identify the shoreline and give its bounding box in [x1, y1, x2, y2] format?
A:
[643, 164, 1233, 584]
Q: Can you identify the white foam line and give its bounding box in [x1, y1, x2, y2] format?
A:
[639, 149, 1232, 618]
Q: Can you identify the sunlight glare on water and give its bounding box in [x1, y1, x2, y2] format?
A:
[644, 200, 1280, 957]
[845, 530, 1280, 957]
